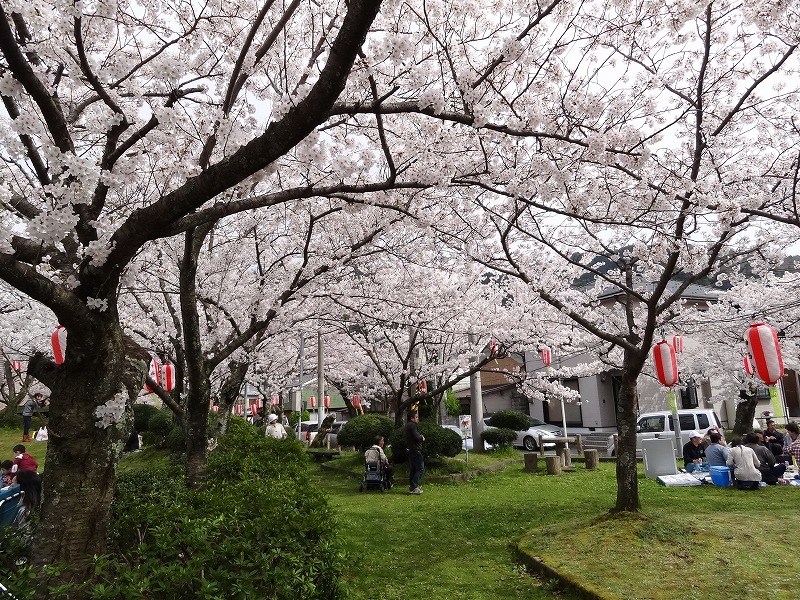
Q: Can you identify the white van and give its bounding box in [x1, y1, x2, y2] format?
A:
[636, 409, 722, 454]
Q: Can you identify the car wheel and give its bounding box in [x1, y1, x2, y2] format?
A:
[523, 436, 538, 452]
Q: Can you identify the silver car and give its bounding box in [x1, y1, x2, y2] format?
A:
[484, 416, 563, 451]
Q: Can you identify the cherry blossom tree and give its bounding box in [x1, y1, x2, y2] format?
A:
[0, 0, 385, 586]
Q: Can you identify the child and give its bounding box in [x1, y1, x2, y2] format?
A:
[11, 445, 38, 475]
[1, 460, 14, 487]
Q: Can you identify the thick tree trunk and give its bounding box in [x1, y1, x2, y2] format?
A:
[733, 388, 758, 437]
[29, 330, 148, 598]
[613, 371, 641, 513]
[184, 375, 212, 489]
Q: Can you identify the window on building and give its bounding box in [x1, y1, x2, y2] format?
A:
[681, 379, 699, 409]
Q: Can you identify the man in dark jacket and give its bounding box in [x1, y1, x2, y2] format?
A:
[404, 410, 425, 495]
[745, 432, 785, 485]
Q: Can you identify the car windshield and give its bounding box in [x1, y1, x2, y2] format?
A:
[528, 418, 546, 426]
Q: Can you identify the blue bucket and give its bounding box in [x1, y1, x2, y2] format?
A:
[710, 466, 731, 487]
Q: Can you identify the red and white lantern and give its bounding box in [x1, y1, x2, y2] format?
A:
[144, 357, 161, 392]
[539, 347, 552, 366]
[324, 395, 330, 409]
[309, 395, 316, 408]
[672, 335, 685, 354]
[51, 325, 67, 364]
[652, 340, 679, 387]
[235, 404, 243, 415]
[161, 362, 176, 392]
[745, 322, 784, 385]
[271, 393, 280, 406]
[352, 394, 362, 409]
[743, 355, 754, 376]
[10, 360, 23, 371]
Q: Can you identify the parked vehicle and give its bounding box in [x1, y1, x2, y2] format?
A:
[483, 416, 563, 451]
[294, 420, 344, 446]
[442, 424, 494, 451]
[636, 409, 722, 454]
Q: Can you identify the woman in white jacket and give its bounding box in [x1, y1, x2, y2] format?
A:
[727, 440, 762, 489]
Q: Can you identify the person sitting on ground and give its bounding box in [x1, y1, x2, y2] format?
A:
[1, 460, 15, 487]
[704, 432, 729, 467]
[764, 419, 785, 448]
[786, 422, 800, 467]
[264, 414, 288, 439]
[727, 439, 762, 489]
[682, 431, 706, 471]
[365, 435, 394, 488]
[745, 432, 785, 485]
[701, 427, 724, 449]
[11, 445, 38, 475]
[754, 429, 783, 458]
[12, 470, 41, 528]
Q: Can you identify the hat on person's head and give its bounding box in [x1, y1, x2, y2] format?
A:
[267, 414, 278, 423]
[689, 431, 701, 439]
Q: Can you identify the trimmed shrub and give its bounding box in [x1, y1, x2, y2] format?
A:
[388, 421, 463, 463]
[481, 427, 517, 448]
[486, 409, 530, 431]
[133, 403, 160, 433]
[59, 417, 344, 600]
[336, 414, 394, 451]
[142, 408, 174, 448]
[166, 425, 186, 454]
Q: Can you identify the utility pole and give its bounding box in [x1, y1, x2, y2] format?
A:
[469, 334, 485, 451]
[297, 333, 304, 440]
[317, 331, 326, 426]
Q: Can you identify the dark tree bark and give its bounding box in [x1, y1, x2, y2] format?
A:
[613, 365, 642, 513]
[732, 386, 759, 437]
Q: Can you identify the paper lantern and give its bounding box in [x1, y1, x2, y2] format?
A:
[161, 362, 176, 392]
[416, 380, 427, 395]
[352, 394, 362, 409]
[540, 347, 552, 366]
[672, 335, 684, 353]
[743, 355, 753, 376]
[10, 360, 22, 371]
[745, 323, 784, 385]
[652, 340, 679, 387]
[144, 358, 161, 392]
[310, 395, 316, 408]
[51, 325, 67, 364]
[324, 395, 330, 408]
[271, 393, 280, 406]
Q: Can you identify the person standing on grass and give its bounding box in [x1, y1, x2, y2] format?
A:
[20, 393, 45, 443]
[404, 410, 425, 495]
[265, 414, 288, 439]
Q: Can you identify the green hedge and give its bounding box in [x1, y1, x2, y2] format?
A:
[481, 427, 517, 448]
[388, 421, 463, 463]
[336, 414, 395, 451]
[56, 417, 344, 600]
[486, 409, 530, 431]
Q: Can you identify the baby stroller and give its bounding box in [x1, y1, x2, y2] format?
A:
[359, 452, 393, 493]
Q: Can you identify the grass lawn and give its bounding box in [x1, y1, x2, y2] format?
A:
[316, 454, 800, 600]
[0, 427, 47, 472]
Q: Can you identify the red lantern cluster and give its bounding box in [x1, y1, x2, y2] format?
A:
[652, 340, 679, 387]
[744, 323, 784, 385]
